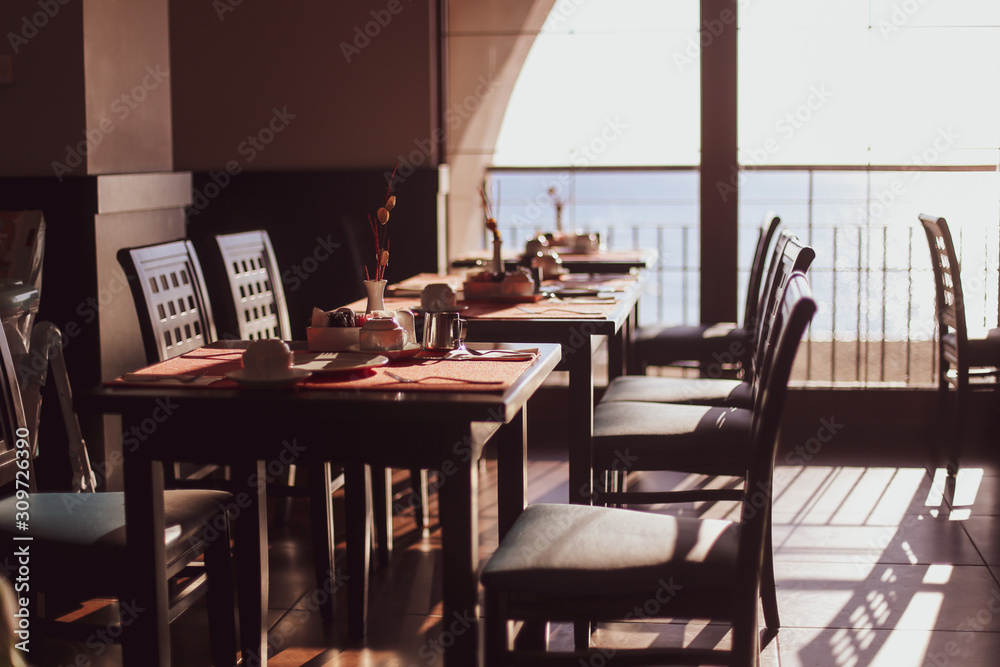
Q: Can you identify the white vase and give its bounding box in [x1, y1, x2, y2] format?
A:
[491, 237, 504, 275]
[364, 279, 387, 314]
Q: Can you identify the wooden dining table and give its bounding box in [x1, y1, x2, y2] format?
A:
[82, 340, 562, 667]
[372, 272, 645, 507]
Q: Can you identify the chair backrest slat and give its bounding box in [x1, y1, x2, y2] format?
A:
[752, 231, 815, 382]
[742, 212, 782, 335]
[117, 240, 218, 364]
[214, 230, 291, 341]
[919, 214, 967, 351]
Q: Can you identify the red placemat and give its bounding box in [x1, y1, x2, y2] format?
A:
[108, 348, 530, 392]
[109, 348, 244, 380]
[300, 356, 529, 392]
[375, 296, 615, 320]
[460, 301, 616, 319]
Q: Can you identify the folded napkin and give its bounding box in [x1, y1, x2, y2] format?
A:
[445, 348, 538, 362]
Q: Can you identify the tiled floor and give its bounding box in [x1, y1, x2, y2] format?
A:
[31, 442, 1000, 666]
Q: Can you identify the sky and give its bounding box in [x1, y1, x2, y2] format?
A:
[493, 0, 1000, 168]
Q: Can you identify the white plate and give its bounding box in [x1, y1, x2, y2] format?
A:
[225, 368, 313, 388]
[347, 342, 422, 360]
[293, 351, 389, 373]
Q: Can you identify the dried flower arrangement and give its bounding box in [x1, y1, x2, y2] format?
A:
[366, 163, 398, 283]
[547, 186, 565, 233]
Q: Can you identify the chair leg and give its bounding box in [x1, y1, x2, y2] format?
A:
[279, 462, 298, 525]
[204, 519, 238, 667]
[484, 589, 507, 667]
[345, 463, 372, 640]
[410, 467, 430, 533]
[371, 467, 393, 566]
[950, 375, 968, 477]
[760, 522, 780, 631]
[574, 620, 592, 650]
[731, 593, 760, 667]
[308, 462, 336, 621]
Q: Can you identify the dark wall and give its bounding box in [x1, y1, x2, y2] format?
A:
[169, 1, 439, 171]
[186, 168, 440, 340]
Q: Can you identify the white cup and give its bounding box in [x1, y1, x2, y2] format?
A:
[242, 339, 293, 379]
[394, 308, 416, 344]
[360, 316, 407, 352]
[421, 283, 458, 312]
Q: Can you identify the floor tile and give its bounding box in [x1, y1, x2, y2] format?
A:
[772, 466, 939, 521]
[545, 620, 780, 665]
[962, 516, 1000, 566]
[775, 562, 1000, 632]
[776, 626, 1000, 667]
[772, 512, 984, 566]
[269, 545, 326, 611]
[949, 472, 1000, 516]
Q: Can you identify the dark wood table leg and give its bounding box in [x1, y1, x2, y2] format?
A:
[496, 407, 527, 540]
[567, 341, 595, 505]
[438, 454, 480, 666]
[345, 463, 372, 640]
[370, 466, 393, 566]
[411, 467, 431, 534]
[233, 460, 268, 667]
[308, 461, 336, 620]
[627, 300, 642, 375]
[608, 327, 626, 381]
[122, 450, 169, 667]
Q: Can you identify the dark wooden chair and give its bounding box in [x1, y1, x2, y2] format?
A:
[212, 230, 291, 341]
[0, 322, 237, 665]
[117, 240, 228, 488]
[118, 237, 343, 620]
[602, 231, 814, 409]
[116, 240, 216, 365]
[631, 212, 782, 376]
[919, 214, 1000, 476]
[481, 273, 816, 665]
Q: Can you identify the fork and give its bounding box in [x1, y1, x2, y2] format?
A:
[121, 372, 207, 383]
[515, 305, 602, 315]
[383, 371, 501, 385]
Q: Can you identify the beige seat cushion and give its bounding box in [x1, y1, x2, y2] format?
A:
[594, 401, 752, 476]
[0, 489, 232, 576]
[601, 374, 753, 408]
[481, 503, 739, 596]
[634, 323, 748, 367]
[943, 329, 1000, 367]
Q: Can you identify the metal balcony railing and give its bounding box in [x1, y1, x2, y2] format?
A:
[487, 166, 1000, 387]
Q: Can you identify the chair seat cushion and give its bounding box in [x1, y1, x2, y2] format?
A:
[0, 490, 232, 575]
[943, 330, 1000, 367]
[600, 375, 753, 408]
[634, 323, 748, 367]
[594, 401, 752, 476]
[481, 503, 739, 596]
